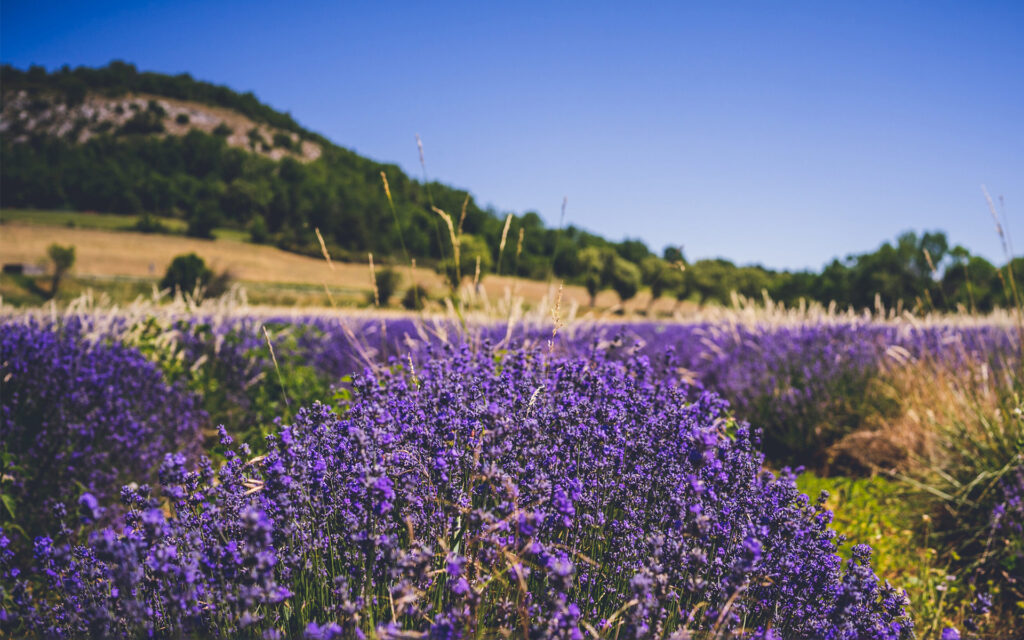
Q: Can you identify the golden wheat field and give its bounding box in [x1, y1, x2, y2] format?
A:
[0, 222, 685, 312]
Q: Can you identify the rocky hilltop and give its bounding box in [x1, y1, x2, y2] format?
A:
[1, 89, 321, 162]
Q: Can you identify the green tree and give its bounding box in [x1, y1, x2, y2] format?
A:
[47, 244, 75, 297]
[578, 247, 607, 307]
[690, 259, 736, 305]
[402, 283, 428, 310]
[608, 256, 641, 304]
[663, 245, 685, 263]
[641, 256, 684, 311]
[160, 253, 212, 296]
[186, 201, 221, 239]
[248, 214, 270, 244]
[439, 234, 493, 290]
[654, 264, 686, 310]
[372, 268, 402, 306]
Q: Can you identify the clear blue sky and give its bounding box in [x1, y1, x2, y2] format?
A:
[3, 1, 1022, 270]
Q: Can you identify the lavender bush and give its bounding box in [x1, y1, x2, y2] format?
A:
[4, 344, 913, 638]
[0, 320, 205, 539]
[258, 317, 1017, 468]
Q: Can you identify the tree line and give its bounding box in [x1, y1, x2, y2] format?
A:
[2, 62, 1019, 312]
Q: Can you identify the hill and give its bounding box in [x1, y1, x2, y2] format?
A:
[1, 62, 1020, 313]
[0, 61, 621, 281]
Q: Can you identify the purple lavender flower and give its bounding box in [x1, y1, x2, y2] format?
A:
[3, 344, 915, 638]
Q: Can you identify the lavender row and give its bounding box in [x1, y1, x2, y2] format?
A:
[3, 345, 914, 638]
[0, 319, 205, 539]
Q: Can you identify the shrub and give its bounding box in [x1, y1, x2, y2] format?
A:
[248, 213, 270, 243]
[212, 122, 233, 137]
[0, 321, 204, 539]
[175, 113, 190, 125]
[132, 212, 168, 233]
[371, 267, 401, 306]
[160, 253, 212, 296]
[608, 255, 642, 302]
[692, 323, 887, 466]
[401, 283, 428, 310]
[46, 243, 75, 297]
[206, 268, 233, 298]
[118, 110, 164, 135]
[272, 131, 293, 149]
[185, 202, 220, 238]
[438, 234, 492, 290]
[891, 356, 1024, 627]
[5, 346, 913, 638]
[146, 99, 166, 117]
[247, 127, 268, 150]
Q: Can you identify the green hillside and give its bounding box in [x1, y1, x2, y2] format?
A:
[0, 62, 626, 281]
[1, 62, 1020, 312]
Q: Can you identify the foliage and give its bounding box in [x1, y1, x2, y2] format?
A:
[131, 211, 169, 233]
[2, 61, 308, 135]
[795, 474, 1003, 637]
[157, 250, 232, 299]
[401, 283, 428, 310]
[0, 320, 204, 541]
[248, 212, 270, 243]
[272, 131, 293, 149]
[579, 246, 606, 306]
[643, 255, 685, 304]
[891, 358, 1024, 628]
[2, 63, 1021, 312]
[372, 267, 401, 305]
[118, 109, 164, 136]
[608, 254, 642, 303]
[577, 246, 641, 305]
[3, 345, 913, 638]
[159, 253, 213, 296]
[439, 234, 493, 289]
[46, 243, 75, 296]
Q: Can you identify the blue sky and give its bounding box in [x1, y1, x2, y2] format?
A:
[3, 1, 1022, 270]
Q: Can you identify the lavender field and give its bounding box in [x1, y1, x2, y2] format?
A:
[1, 297, 1022, 639]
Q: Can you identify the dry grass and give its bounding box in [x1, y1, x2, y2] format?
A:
[0, 223, 697, 313]
[7, 222, 1021, 321]
[824, 349, 1017, 477]
[0, 223, 396, 287]
[882, 359, 1005, 470]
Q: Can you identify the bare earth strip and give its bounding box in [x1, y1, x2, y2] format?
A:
[0, 223, 658, 310]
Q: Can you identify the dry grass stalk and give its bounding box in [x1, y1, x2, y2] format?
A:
[498, 214, 513, 271]
[459, 193, 469, 236]
[983, 185, 1009, 258]
[262, 326, 289, 408]
[321, 283, 336, 308]
[415, 133, 426, 170]
[432, 206, 461, 284]
[314, 227, 335, 272]
[876, 356, 1004, 473]
[368, 253, 380, 307]
[314, 226, 340, 306]
[923, 248, 936, 275]
[380, 171, 393, 207]
[549, 281, 564, 353]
